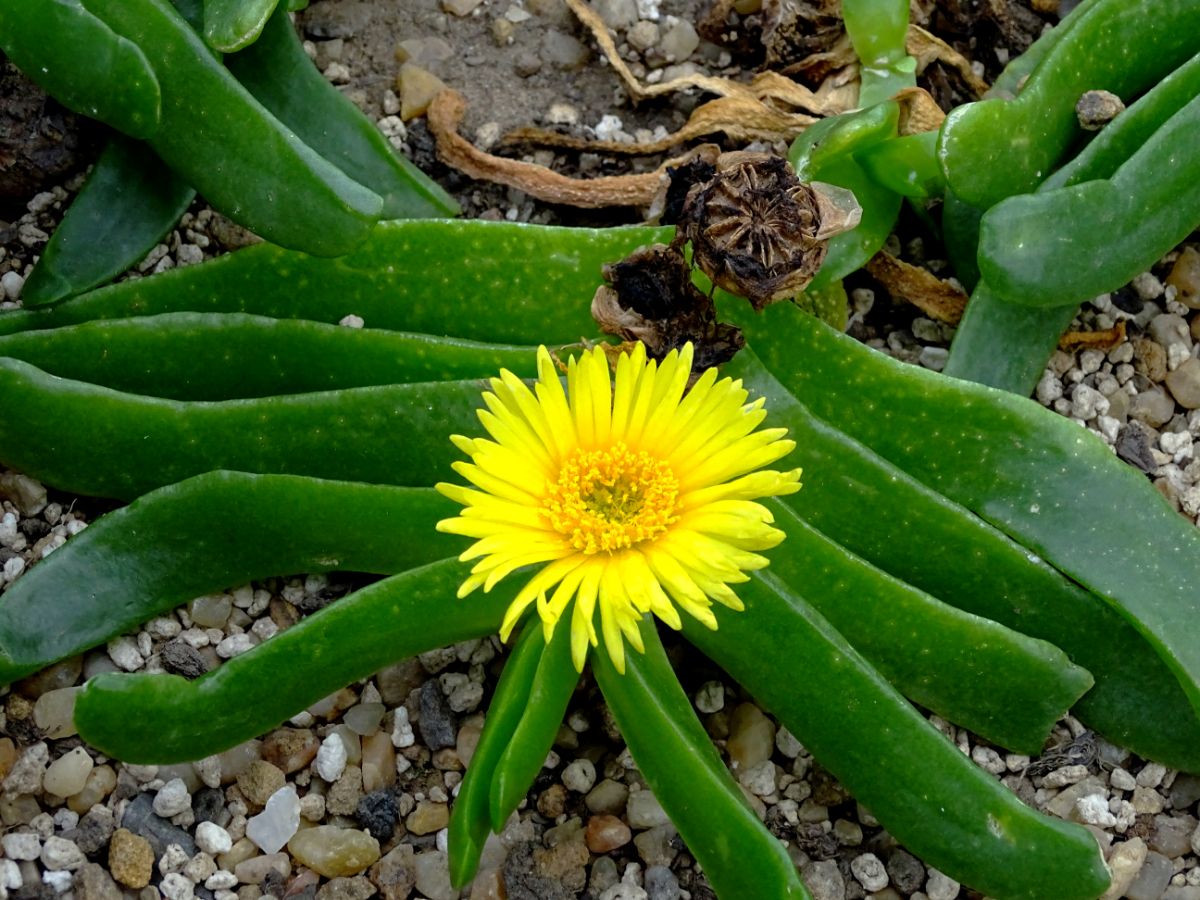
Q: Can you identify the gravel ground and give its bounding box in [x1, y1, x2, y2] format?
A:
[4, 1, 1200, 899]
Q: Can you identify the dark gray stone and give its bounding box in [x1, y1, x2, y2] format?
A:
[356, 790, 399, 843]
[417, 680, 457, 751]
[886, 849, 925, 894]
[119, 792, 197, 858]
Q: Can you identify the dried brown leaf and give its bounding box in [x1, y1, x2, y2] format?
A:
[906, 25, 990, 97]
[865, 252, 967, 324]
[1059, 321, 1127, 353]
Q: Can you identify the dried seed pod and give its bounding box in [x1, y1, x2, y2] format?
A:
[676, 150, 860, 309]
[591, 243, 744, 376]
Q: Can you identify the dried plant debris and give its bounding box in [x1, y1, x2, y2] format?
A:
[675, 151, 860, 309]
[865, 251, 967, 325]
[592, 243, 745, 374]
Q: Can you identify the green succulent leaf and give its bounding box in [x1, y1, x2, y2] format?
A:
[685, 574, 1111, 900]
[202, 0, 279, 52]
[74, 558, 514, 763]
[594, 618, 813, 900]
[21, 138, 195, 308]
[0, 471, 460, 683]
[0, 0, 161, 138]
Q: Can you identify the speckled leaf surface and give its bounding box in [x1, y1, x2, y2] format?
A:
[0, 222, 670, 339]
[741, 305, 1200, 733]
[0, 472, 460, 683]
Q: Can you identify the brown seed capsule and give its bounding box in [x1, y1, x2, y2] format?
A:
[591, 243, 744, 376]
[676, 150, 860, 309]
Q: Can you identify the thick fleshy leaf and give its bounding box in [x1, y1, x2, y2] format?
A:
[0, 471, 460, 683]
[74, 558, 513, 763]
[685, 575, 1111, 900]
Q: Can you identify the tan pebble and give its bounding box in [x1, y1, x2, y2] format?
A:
[1132, 337, 1168, 382]
[262, 729, 319, 775]
[468, 866, 504, 900]
[15, 656, 83, 699]
[109, 828, 155, 889]
[1100, 837, 1148, 900]
[43, 747, 93, 798]
[218, 740, 264, 784]
[584, 814, 631, 853]
[33, 686, 81, 739]
[218, 837, 260, 873]
[1131, 786, 1165, 815]
[68, 764, 117, 814]
[288, 826, 381, 878]
[727, 703, 776, 770]
[237, 761, 286, 807]
[405, 800, 449, 836]
[1165, 357, 1200, 409]
[1167, 246, 1200, 309]
[537, 784, 568, 818]
[369, 843, 416, 900]
[431, 748, 462, 771]
[234, 852, 291, 884]
[456, 716, 483, 767]
[397, 64, 447, 121]
[361, 733, 396, 792]
[326, 765, 364, 816]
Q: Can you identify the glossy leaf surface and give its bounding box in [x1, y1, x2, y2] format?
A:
[0, 472, 459, 683]
[75, 559, 513, 762]
[596, 620, 812, 900]
[21, 138, 195, 308]
[0, 0, 161, 138]
[686, 574, 1110, 900]
[80, 0, 382, 256]
[225, 5, 459, 219]
[202, 0, 278, 51]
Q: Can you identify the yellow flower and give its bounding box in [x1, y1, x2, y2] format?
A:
[436, 342, 802, 673]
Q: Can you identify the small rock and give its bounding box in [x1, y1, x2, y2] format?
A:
[727, 704, 775, 770]
[1166, 246, 1200, 309]
[356, 791, 398, 843]
[2, 833, 41, 860]
[1074, 793, 1116, 827]
[246, 785, 300, 854]
[1149, 813, 1197, 858]
[160, 872, 194, 900]
[1166, 358, 1200, 409]
[73, 863, 122, 900]
[237, 762, 286, 808]
[886, 850, 924, 894]
[327, 765, 365, 816]
[1132, 785, 1165, 815]
[1, 270, 25, 301]
[1075, 89, 1125, 130]
[160, 641, 209, 679]
[413, 850, 455, 900]
[626, 791, 669, 829]
[801, 859, 844, 900]
[261, 729, 319, 775]
[405, 800, 448, 836]
[368, 843, 416, 900]
[1130, 388, 1176, 428]
[585, 815, 632, 853]
[196, 822, 234, 857]
[396, 65, 447, 121]
[316, 733, 349, 783]
[153, 778, 192, 818]
[925, 868, 960, 900]
[693, 681, 724, 714]
[120, 792, 198, 858]
[4, 741, 48, 794]
[288, 827, 381, 878]
[40, 836, 86, 872]
[344, 704, 386, 736]
[43, 747, 93, 798]
[0, 473, 46, 516]
[1126, 851, 1173, 900]
[441, 0, 483, 15]
[563, 758, 597, 793]
[658, 16, 698, 61]
[1101, 838, 1148, 900]
[233, 852, 291, 885]
[541, 30, 590, 68]
[109, 829, 155, 889]
[850, 853, 888, 892]
[626, 20, 660, 52]
[585, 779, 629, 815]
[590, 0, 636, 27]
[418, 681, 457, 750]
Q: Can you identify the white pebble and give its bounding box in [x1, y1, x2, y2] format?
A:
[215, 633, 255, 659]
[392, 706, 415, 748]
[107, 635, 144, 671]
[851, 852, 889, 892]
[41, 870, 73, 893]
[195, 822, 233, 856]
[0, 859, 21, 891]
[315, 733, 348, 782]
[42, 748, 93, 798]
[1, 271, 25, 301]
[245, 785, 300, 854]
[926, 868, 961, 900]
[153, 778, 192, 818]
[1075, 793, 1117, 827]
[39, 836, 85, 871]
[1, 833, 41, 860]
[693, 680, 724, 714]
[159, 843, 189, 875]
[562, 759, 597, 793]
[160, 872, 195, 900]
[205, 871, 238, 891]
[1110, 767, 1137, 791]
[1137, 762, 1167, 788]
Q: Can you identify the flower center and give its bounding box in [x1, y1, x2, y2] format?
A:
[545, 442, 679, 554]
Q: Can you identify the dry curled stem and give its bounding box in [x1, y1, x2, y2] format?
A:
[426, 89, 718, 208]
[865, 252, 967, 325]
